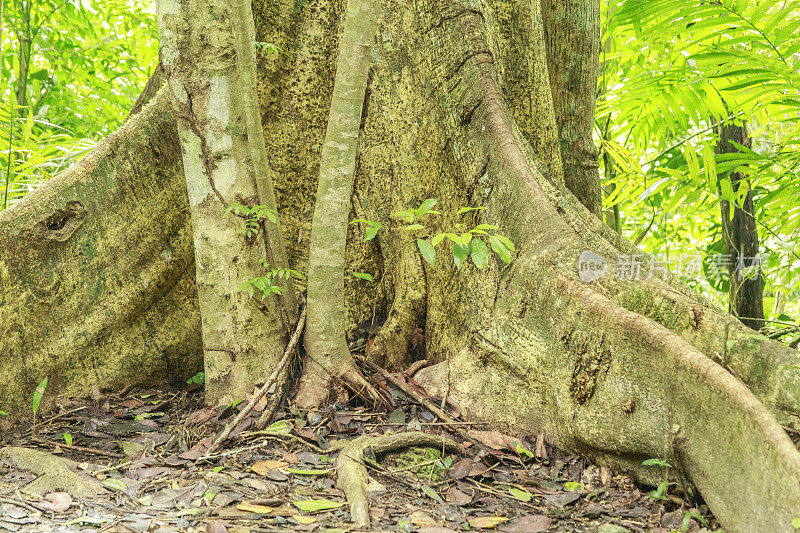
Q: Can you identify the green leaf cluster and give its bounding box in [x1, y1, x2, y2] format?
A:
[352, 199, 516, 270]
[600, 0, 800, 330]
[240, 259, 298, 300]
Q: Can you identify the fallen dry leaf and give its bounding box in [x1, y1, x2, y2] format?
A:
[499, 515, 552, 533]
[535, 433, 547, 459]
[293, 515, 316, 525]
[178, 437, 213, 460]
[205, 521, 228, 533]
[250, 460, 288, 475]
[470, 516, 509, 529]
[186, 408, 215, 426]
[445, 486, 472, 505]
[411, 510, 436, 528]
[40, 492, 72, 512]
[467, 430, 516, 451]
[236, 502, 275, 514]
[283, 452, 300, 463]
[369, 506, 387, 520]
[601, 466, 611, 486]
[449, 458, 473, 480]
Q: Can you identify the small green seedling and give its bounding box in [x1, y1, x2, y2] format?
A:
[62, 433, 73, 446]
[225, 203, 278, 238]
[254, 41, 288, 56]
[351, 198, 515, 270]
[32, 377, 48, 432]
[433, 455, 454, 471]
[227, 399, 244, 409]
[514, 442, 535, 459]
[642, 458, 672, 501]
[240, 259, 298, 299]
[187, 371, 205, 385]
[681, 510, 708, 532]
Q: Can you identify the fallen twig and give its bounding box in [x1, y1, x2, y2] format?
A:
[361, 357, 471, 441]
[92, 460, 132, 475]
[406, 359, 429, 377]
[240, 430, 325, 454]
[30, 437, 124, 459]
[0, 496, 44, 515]
[200, 432, 324, 462]
[365, 421, 486, 428]
[19, 406, 88, 438]
[203, 305, 306, 458]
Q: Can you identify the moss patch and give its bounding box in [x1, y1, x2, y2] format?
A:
[620, 287, 693, 333]
[383, 446, 450, 482]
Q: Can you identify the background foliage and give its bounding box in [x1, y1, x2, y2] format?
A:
[0, 0, 157, 208]
[599, 0, 800, 341]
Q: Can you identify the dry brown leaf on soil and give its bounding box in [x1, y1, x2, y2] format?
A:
[40, 492, 72, 512]
[236, 502, 275, 514]
[498, 515, 552, 533]
[467, 430, 522, 451]
[470, 516, 510, 529]
[250, 460, 288, 475]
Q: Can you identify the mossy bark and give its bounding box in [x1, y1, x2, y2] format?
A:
[1, 0, 800, 529]
[156, 0, 293, 405]
[0, 93, 201, 419]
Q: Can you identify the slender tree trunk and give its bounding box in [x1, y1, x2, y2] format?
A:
[599, 5, 621, 233]
[299, 0, 380, 407]
[716, 122, 764, 331]
[542, 0, 603, 217]
[1, 0, 799, 529]
[14, 0, 31, 111]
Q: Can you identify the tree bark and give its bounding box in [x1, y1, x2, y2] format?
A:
[542, 0, 603, 218]
[1, 0, 799, 529]
[716, 122, 764, 331]
[300, 0, 380, 407]
[156, 0, 295, 405]
[0, 92, 201, 418]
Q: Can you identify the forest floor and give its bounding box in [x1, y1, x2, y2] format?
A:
[0, 367, 720, 533]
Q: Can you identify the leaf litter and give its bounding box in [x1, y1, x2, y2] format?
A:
[0, 371, 721, 532]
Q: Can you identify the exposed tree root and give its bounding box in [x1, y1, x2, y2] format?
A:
[334, 431, 464, 528]
[295, 356, 389, 410]
[0, 447, 105, 498]
[0, 92, 201, 423]
[363, 356, 468, 440]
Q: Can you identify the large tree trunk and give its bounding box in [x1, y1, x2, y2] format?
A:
[2, 0, 800, 529]
[155, 0, 296, 405]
